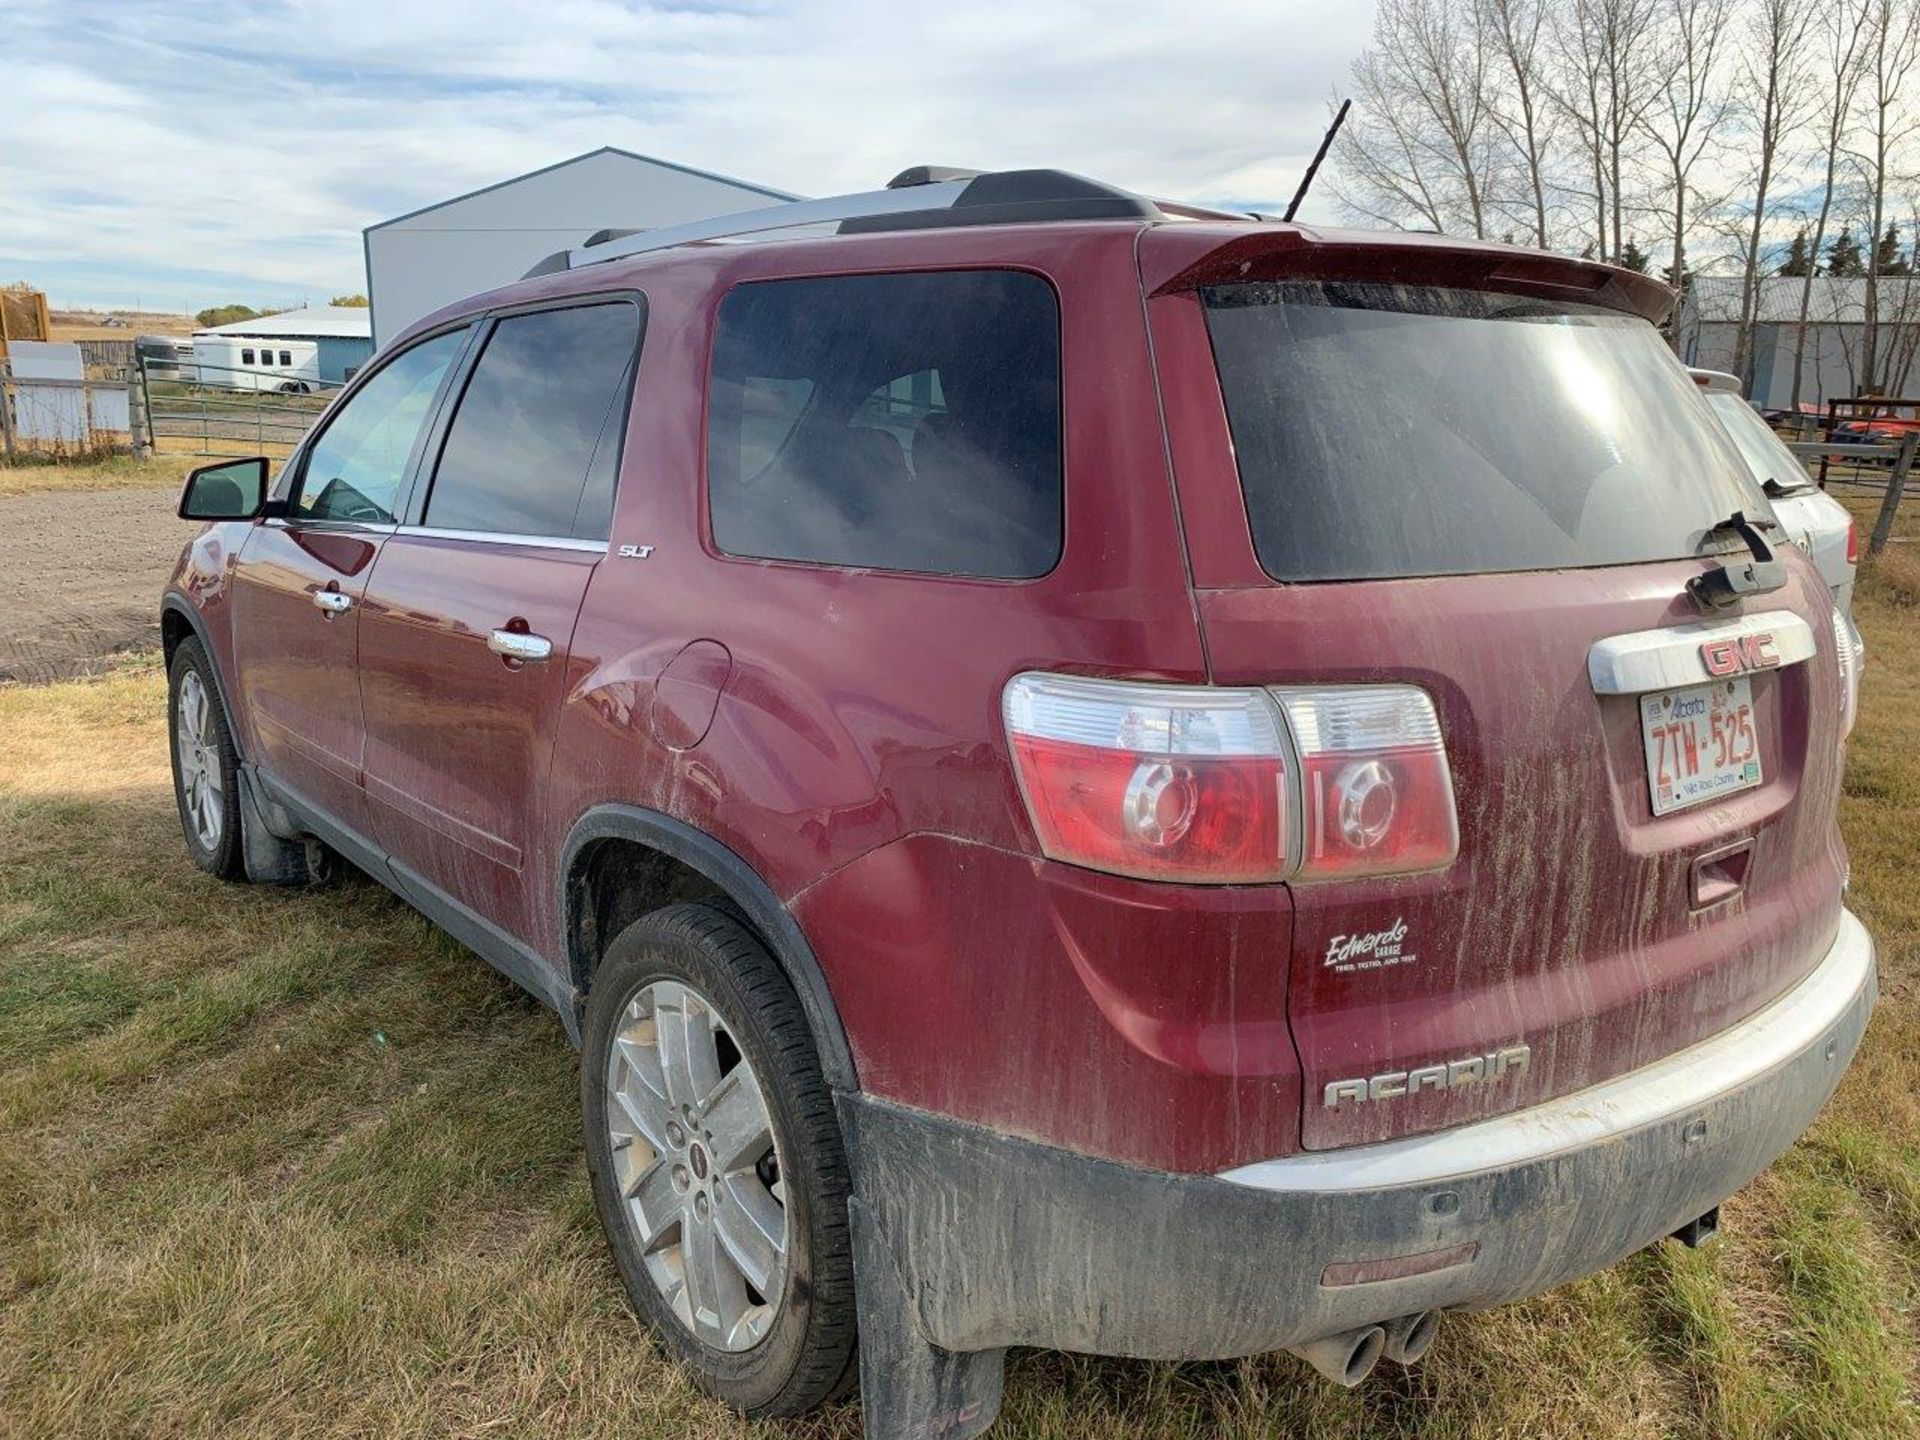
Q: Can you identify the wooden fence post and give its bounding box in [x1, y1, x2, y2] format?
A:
[0, 365, 15, 465]
[1870, 431, 1918, 557]
[133, 357, 154, 458]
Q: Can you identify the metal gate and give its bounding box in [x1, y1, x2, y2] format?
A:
[137, 355, 341, 460]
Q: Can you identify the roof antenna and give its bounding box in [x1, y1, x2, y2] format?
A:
[1283, 99, 1351, 222]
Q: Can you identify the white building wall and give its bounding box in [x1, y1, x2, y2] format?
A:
[364, 149, 794, 346]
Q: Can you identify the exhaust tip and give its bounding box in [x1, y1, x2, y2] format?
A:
[1289, 1324, 1387, 1388]
[1382, 1310, 1441, 1366]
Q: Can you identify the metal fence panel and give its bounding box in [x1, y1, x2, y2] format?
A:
[139, 354, 341, 460]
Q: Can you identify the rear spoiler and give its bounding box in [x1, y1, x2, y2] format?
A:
[1143, 226, 1677, 326]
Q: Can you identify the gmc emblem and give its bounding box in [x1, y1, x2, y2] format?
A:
[1701, 632, 1780, 677]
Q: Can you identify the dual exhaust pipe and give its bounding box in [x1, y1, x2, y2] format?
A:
[1288, 1310, 1441, 1387]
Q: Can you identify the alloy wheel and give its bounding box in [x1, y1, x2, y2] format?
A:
[174, 670, 224, 851]
[605, 979, 788, 1352]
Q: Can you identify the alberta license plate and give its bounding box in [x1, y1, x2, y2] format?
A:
[1640, 678, 1762, 816]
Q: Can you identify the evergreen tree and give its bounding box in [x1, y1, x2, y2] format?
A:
[1824, 225, 1865, 277]
[1778, 229, 1813, 277]
[1618, 238, 1651, 274]
[1875, 223, 1912, 276]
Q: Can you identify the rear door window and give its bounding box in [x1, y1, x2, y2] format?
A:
[295, 326, 467, 524]
[1201, 282, 1767, 581]
[707, 270, 1062, 578]
[423, 300, 642, 540]
[1704, 390, 1811, 493]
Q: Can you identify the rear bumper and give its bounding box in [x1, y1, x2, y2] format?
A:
[841, 908, 1875, 1360]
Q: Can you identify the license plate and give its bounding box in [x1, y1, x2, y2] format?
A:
[1640, 679, 1762, 816]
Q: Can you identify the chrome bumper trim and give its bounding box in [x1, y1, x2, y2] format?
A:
[1219, 908, 1875, 1194]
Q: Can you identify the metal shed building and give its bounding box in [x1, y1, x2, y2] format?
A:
[1672, 275, 1920, 409]
[362, 147, 796, 346]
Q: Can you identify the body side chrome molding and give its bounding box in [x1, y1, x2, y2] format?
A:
[1220, 907, 1874, 1194]
[1587, 609, 1816, 695]
[393, 524, 609, 553]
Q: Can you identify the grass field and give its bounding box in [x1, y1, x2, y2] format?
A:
[0, 522, 1916, 1439]
[0, 454, 189, 500]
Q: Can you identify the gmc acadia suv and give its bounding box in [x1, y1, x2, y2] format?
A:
[163, 167, 1876, 1440]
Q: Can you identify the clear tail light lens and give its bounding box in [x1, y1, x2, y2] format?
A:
[1832, 608, 1863, 739]
[1274, 687, 1459, 879]
[1003, 674, 1458, 884]
[1002, 674, 1291, 882]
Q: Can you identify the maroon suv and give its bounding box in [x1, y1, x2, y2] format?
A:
[165, 168, 1875, 1439]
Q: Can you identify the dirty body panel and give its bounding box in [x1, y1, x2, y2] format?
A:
[1141, 231, 1852, 1152]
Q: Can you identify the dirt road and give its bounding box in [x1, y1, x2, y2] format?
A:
[0, 487, 201, 683]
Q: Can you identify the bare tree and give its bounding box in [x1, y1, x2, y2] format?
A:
[1639, 0, 1736, 289]
[1549, 0, 1666, 262]
[1479, 0, 1560, 246]
[1729, 0, 1818, 384]
[1792, 0, 1874, 409]
[1332, 57, 1450, 232]
[1333, 0, 1501, 236]
[1852, 0, 1920, 393]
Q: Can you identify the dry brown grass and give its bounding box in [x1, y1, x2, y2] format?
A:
[0, 510, 1917, 1438]
[0, 454, 190, 499]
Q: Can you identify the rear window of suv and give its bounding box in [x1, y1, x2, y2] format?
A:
[1201, 282, 1766, 582]
[707, 270, 1062, 579]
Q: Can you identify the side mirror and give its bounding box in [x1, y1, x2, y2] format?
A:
[178, 457, 269, 520]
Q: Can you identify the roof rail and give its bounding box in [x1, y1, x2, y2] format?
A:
[555, 168, 1164, 272]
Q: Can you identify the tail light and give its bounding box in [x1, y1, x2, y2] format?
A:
[1003, 673, 1457, 884]
[1002, 674, 1290, 882]
[1832, 609, 1863, 739]
[1845, 519, 1860, 566]
[1273, 687, 1460, 880]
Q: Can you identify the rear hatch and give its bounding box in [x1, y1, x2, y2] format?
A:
[1142, 229, 1852, 1150]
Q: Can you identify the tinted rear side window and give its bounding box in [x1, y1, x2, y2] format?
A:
[1202, 282, 1765, 582]
[425, 301, 641, 539]
[707, 270, 1062, 578]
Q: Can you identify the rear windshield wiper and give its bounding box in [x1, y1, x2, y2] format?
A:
[1689, 509, 1787, 610]
[1762, 475, 1812, 498]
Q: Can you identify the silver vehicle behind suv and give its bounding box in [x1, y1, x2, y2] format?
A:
[1690, 368, 1858, 616]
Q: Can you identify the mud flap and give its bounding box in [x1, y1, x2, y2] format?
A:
[851, 1192, 1006, 1440]
[236, 766, 307, 885]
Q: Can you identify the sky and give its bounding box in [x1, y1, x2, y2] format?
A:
[0, 0, 1376, 314]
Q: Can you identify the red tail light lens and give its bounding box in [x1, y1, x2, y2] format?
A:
[1274, 688, 1459, 879]
[1003, 675, 1458, 884]
[1845, 518, 1860, 566]
[1003, 675, 1290, 882]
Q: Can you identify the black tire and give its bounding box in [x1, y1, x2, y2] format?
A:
[167, 637, 246, 881]
[582, 902, 858, 1416]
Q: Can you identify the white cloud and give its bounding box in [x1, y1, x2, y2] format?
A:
[0, 0, 1373, 310]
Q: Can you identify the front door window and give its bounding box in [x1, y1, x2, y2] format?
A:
[294, 328, 467, 524]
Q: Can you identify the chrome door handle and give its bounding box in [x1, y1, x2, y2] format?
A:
[488, 629, 553, 662]
[312, 590, 353, 614]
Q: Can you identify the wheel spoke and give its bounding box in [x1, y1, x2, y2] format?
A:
[715, 1175, 785, 1298]
[702, 1066, 773, 1173]
[611, 1076, 673, 1154]
[681, 1203, 748, 1346]
[624, 1157, 684, 1245]
[658, 984, 724, 1111]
